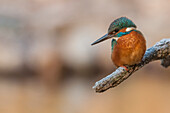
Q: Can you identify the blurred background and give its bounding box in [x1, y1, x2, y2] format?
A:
[0, 0, 170, 113]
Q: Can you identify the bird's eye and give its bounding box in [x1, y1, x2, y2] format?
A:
[112, 29, 119, 34]
[113, 29, 119, 33]
[109, 29, 119, 35]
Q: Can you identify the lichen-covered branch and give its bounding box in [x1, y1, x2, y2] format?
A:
[93, 39, 170, 93]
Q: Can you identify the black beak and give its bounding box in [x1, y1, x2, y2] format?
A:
[91, 34, 112, 46]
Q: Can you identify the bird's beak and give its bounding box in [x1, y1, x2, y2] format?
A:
[91, 33, 113, 46]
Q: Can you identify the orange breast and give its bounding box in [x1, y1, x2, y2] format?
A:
[112, 30, 146, 67]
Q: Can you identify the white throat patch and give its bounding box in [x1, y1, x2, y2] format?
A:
[126, 27, 136, 32]
[113, 37, 119, 41]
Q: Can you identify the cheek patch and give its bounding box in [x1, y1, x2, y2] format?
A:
[126, 27, 136, 32]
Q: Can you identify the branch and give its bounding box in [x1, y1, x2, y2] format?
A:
[93, 39, 170, 93]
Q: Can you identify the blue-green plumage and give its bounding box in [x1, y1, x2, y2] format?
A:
[111, 39, 117, 51]
[108, 17, 136, 34]
[115, 30, 132, 37]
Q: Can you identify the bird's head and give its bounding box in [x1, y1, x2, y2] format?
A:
[91, 17, 137, 45]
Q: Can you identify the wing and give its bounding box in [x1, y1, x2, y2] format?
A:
[111, 39, 117, 51]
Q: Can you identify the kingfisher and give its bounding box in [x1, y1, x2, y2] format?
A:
[91, 17, 146, 70]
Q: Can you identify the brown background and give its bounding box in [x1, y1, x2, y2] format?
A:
[0, 0, 169, 113]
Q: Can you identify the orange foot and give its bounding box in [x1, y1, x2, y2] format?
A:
[120, 66, 128, 71]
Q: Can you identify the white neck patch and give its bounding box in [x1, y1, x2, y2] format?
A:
[113, 37, 119, 41]
[126, 27, 136, 32]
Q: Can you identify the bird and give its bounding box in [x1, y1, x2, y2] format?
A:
[91, 17, 146, 70]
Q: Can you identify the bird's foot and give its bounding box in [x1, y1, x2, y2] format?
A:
[120, 65, 129, 71]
